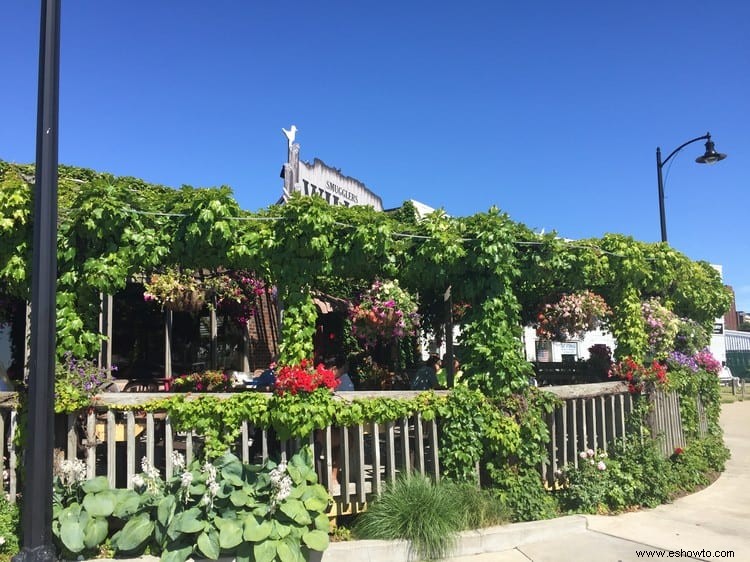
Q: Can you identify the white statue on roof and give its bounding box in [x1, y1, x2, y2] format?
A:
[282, 125, 298, 148]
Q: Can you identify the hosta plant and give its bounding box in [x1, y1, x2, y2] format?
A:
[52, 448, 331, 562]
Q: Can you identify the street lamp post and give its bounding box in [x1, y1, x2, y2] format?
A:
[656, 132, 726, 243]
[12, 1, 61, 562]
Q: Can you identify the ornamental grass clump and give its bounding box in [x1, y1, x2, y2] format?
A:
[353, 474, 464, 561]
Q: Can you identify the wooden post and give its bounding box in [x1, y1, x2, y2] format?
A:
[210, 306, 217, 369]
[164, 309, 173, 378]
[99, 293, 113, 372]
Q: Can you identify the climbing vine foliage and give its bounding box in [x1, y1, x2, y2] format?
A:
[0, 160, 731, 394]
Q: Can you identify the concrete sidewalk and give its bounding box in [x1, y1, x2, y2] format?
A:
[326, 401, 750, 562]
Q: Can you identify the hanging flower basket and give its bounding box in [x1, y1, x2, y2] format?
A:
[349, 279, 420, 348]
[143, 267, 206, 313]
[535, 290, 610, 342]
[205, 270, 266, 327]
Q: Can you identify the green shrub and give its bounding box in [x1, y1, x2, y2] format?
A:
[670, 437, 730, 492]
[493, 468, 558, 522]
[0, 495, 20, 562]
[557, 440, 674, 514]
[353, 474, 463, 560]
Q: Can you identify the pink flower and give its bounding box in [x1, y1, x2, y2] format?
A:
[597, 461, 606, 471]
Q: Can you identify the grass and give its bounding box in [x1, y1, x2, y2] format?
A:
[353, 473, 510, 560]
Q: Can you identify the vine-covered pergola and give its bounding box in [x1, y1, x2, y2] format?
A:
[0, 160, 731, 397]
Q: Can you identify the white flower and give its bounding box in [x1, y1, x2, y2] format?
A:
[141, 458, 160, 480]
[599, 451, 608, 458]
[579, 451, 588, 459]
[0, 536, 6, 546]
[586, 449, 595, 458]
[171, 451, 186, 471]
[202, 461, 217, 482]
[597, 461, 606, 471]
[59, 458, 87, 486]
[132, 474, 145, 488]
[180, 471, 193, 488]
[208, 481, 220, 497]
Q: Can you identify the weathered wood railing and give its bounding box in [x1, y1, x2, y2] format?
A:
[0, 384, 689, 503]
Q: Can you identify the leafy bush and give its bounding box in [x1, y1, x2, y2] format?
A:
[353, 474, 464, 561]
[670, 437, 730, 492]
[51, 448, 331, 562]
[0, 494, 20, 562]
[493, 468, 558, 522]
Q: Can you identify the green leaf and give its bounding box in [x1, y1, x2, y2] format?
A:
[161, 539, 194, 562]
[116, 514, 154, 552]
[218, 518, 244, 550]
[303, 495, 329, 512]
[60, 517, 86, 553]
[113, 489, 141, 518]
[172, 508, 204, 534]
[83, 517, 109, 549]
[302, 529, 330, 551]
[197, 528, 220, 560]
[157, 495, 176, 527]
[221, 458, 245, 487]
[279, 499, 312, 525]
[81, 476, 110, 494]
[277, 539, 302, 562]
[254, 540, 279, 562]
[244, 517, 272, 542]
[83, 490, 117, 517]
[313, 513, 330, 532]
[230, 488, 250, 507]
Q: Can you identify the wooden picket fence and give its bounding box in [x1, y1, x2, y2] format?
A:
[0, 383, 692, 504]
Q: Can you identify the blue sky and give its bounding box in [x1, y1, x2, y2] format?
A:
[2, 1, 748, 311]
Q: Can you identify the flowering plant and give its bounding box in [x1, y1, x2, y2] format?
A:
[349, 279, 420, 347]
[274, 359, 337, 395]
[169, 370, 231, 392]
[535, 291, 610, 341]
[52, 448, 331, 562]
[206, 270, 266, 327]
[55, 352, 116, 412]
[641, 298, 679, 359]
[693, 348, 721, 375]
[608, 356, 667, 394]
[144, 267, 205, 312]
[665, 348, 720, 377]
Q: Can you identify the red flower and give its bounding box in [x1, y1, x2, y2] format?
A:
[274, 360, 337, 396]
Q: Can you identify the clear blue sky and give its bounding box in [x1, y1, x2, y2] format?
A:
[2, 1, 748, 311]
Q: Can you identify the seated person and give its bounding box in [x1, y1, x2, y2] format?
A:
[246, 365, 276, 391]
[410, 355, 441, 390]
[325, 355, 354, 391]
[437, 355, 464, 387]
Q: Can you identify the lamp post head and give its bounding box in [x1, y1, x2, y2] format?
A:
[696, 134, 727, 164]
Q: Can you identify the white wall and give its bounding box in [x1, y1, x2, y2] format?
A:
[523, 326, 616, 362]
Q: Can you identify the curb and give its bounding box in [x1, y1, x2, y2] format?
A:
[319, 514, 588, 561]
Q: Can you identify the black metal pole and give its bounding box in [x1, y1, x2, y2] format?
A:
[656, 147, 668, 243]
[13, 1, 61, 561]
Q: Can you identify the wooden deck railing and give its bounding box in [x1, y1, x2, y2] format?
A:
[0, 383, 689, 503]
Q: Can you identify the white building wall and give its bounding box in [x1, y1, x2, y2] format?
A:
[523, 326, 617, 362]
